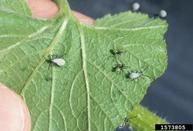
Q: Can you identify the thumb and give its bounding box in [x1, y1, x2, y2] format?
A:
[0, 84, 31, 131]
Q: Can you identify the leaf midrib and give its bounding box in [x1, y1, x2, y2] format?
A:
[46, 18, 69, 131]
[78, 25, 91, 131]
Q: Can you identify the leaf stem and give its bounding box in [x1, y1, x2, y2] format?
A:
[54, 0, 72, 17]
[128, 105, 167, 131]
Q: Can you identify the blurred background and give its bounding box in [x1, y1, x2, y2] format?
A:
[68, 0, 193, 130]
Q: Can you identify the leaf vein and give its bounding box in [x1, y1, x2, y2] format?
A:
[78, 26, 91, 131]
[87, 60, 134, 106]
[69, 70, 83, 130]
[0, 26, 50, 53]
[93, 25, 166, 32]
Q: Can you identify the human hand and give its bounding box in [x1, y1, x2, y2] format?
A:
[0, 0, 94, 131]
[28, 0, 94, 25]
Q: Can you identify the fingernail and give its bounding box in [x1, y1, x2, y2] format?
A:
[0, 85, 31, 131]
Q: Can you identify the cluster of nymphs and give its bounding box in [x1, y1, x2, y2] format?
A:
[131, 2, 167, 19]
[110, 49, 142, 80]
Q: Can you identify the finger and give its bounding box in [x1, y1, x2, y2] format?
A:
[0, 84, 31, 131]
[27, 0, 94, 25]
[28, 0, 58, 19]
[73, 11, 94, 25]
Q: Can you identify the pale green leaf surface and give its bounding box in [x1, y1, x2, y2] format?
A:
[0, 0, 167, 131]
[0, 0, 30, 16]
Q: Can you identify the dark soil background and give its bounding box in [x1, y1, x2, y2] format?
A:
[68, 0, 193, 130]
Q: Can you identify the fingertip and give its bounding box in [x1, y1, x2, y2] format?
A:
[0, 84, 31, 131]
[73, 11, 95, 25]
[22, 98, 31, 131]
[28, 0, 59, 19]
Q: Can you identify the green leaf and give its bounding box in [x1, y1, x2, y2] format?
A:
[0, 0, 31, 16]
[0, 0, 168, 130]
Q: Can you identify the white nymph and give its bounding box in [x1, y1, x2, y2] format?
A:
[126, 71, 142, 80]
[51, 58, 65, 66]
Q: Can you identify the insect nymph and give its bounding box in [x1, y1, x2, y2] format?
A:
[46, 55, 65, 67]
[112, 63, 126, 72]
[110, 49, 123, 56]
[125, 71, 142, 80]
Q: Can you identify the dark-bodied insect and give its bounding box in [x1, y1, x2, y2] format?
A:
[125, 71, 143, 80]
[45, 76, 52, 81]
[112, 63, 127, 72]
[110, 49, 123, 56]
[46, 55, 65, 67]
